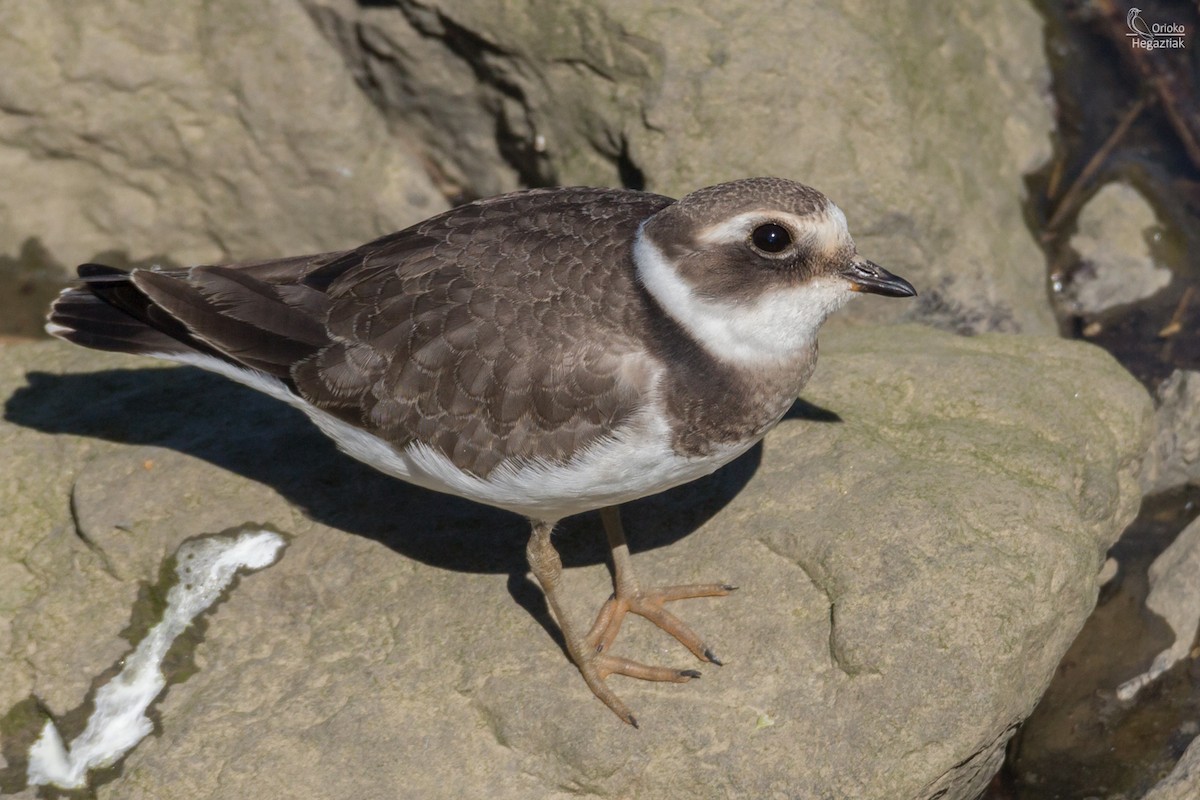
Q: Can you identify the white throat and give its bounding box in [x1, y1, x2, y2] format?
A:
[633, 226, 852, 365]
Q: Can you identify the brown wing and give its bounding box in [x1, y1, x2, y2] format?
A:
[50, 187, 674, 477]
[291, 187, 674, 477]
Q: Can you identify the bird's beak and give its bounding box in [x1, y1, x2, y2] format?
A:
[840, 258, 917, 298]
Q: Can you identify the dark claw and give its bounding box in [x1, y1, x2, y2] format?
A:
[629, 714, 639, 729]
[722, 584, 738, 592]
[680, 669, 702, 679]
[704, 647, 724, 666]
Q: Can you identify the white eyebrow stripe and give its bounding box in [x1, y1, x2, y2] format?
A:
[696, 202, 851, 252]
[696, 211, 810, 245]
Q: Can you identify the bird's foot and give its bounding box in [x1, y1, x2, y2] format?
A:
[568, 582, 735, 725]
[570, 647, 702, 728]
[587, 582, 737, 661]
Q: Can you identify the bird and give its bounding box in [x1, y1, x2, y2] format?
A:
[46, 177, 916, 726]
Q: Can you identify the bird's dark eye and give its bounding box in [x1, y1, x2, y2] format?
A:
[751, 223, 791, 254]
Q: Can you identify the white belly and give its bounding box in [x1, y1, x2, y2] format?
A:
[312, 406, 758, 520]
[155, 351, 759, 521]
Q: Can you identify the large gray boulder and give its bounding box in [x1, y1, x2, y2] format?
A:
[0, 326, 1150, 799]
[1, 1, 1055, 337]
[307, 0, 1056, 334]
[0, 0, 445, 274]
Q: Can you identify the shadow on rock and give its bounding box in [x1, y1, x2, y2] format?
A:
[784, 397, 842, 423]
[6, 367, 838, 577]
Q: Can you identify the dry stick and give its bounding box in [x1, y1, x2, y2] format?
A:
[1043, 94, 1151, 236]
[1045, 155, 1066, 200]
[1158, 285, 1196, 339]
[1159, 285, 1196, 365]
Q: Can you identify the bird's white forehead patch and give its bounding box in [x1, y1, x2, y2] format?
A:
[634, 227, 854, 365]
[697, 201, 850, 253]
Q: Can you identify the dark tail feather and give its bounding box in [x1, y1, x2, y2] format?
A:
[47, 263, 330, 381]
[130, 269, 322, 375]
[47, 264, 220, 358]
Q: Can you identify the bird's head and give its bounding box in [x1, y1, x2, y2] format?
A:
[634, 177, 916, 365]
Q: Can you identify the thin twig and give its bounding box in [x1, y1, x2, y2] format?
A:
[1045, 155, 1066, 200]
[1158, 285, 1196, 338]
[1043, 94, 1151, 236]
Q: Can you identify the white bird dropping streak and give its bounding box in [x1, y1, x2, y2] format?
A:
[26, 528, 286, 790]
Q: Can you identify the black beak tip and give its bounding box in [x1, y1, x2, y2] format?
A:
[842, 260, 918, 298]
[876, 275, 918, 298]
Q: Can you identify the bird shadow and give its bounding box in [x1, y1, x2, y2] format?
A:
[5, 365, 840, 643]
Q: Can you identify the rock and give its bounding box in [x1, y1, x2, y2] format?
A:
[1099, 556, 1119, 586]
[0, 326, 1150, 799]
[1116, 515, 1200, 701]
[1064, 182, 1172, 315]
[4, 1, 1054, 335]
[306, 0, 1057, 334]
[1143, 369, 1200, 494]
[1141, 736, 1200, 800]
[0, 0, 446, 276]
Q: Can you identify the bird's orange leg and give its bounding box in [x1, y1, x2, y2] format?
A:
[586, 506, 734, 665]
[525, 509, 734, 726]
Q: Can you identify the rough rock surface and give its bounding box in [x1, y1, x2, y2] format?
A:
[0, 0, 446, 275]
[306, 0, 1056, 334]
[2, 1, 1055, 337]
[1117, 515, 1200, 701]
[1143, 369, 1200, 495]
[0, 326, 1150, 799]
[1065, 182, 1172, 315]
